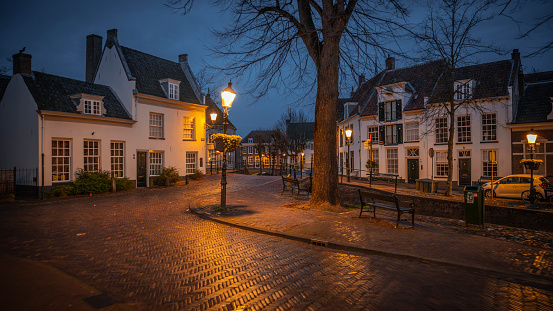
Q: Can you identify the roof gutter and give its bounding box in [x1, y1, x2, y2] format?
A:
[37, 110, 136, 124]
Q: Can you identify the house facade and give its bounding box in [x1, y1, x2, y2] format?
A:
[0, 29, 232, 191]
[338, 51, 524, 185]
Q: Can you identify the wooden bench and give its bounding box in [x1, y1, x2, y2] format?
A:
[358, 189, 415, 228]
[282, 176, 311, 196]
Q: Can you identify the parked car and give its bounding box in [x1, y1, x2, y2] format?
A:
[482, 174, 550, 200]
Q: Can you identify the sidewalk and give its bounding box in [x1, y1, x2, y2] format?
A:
[191, 176, 553, 286]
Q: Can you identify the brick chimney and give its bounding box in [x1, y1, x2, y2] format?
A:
[106, 29, 118, 48]
[511, 49, 520, 62]
[13, 52, 32, 75]
[358, 74, 365, 88]
[385, 56, 395, 70]
[179, 54, 188, 63]
[86, 34, 102, 83]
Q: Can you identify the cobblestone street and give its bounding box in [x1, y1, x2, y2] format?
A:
[1, 174, 552, 310]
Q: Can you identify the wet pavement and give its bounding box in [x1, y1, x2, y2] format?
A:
[1, 174, 552, 310]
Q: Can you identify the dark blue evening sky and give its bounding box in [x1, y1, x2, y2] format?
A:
[1, 0, 551, 137]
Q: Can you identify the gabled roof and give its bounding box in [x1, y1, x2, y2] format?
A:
[0, 74, 10, 102]
[205, 94, 236, 131]
[349, 58, 516, 119]
[514, 71, 553, 124]
[286, 121, 314, 141]
[243, 130, 274, 143]
[22, 71, 131, 120]
[120, 46, 201, 105]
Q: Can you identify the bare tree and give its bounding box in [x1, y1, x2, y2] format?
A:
[168, 0, 408, 205]
[253, 132, 268, 174]
[414, 0, 503, 196]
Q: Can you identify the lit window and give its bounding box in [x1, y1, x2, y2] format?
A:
[435, 117, 448, 144]
[367, 126, 378, 144]
[149, 113, 164, 138]
[149, 152, 163, 176]
[186, 152, 197, 174]
[110, 142, 124, 178]
[264, 157, 270, 166]
[436, 151, 448, 177]
[386, 149, 398, 174]
[405, 123, 419, 142]
[183, 117, 195, 140]
[248, 157, 254, 165]
[482, 113, 496, 142]
[52, 139, 70, 182]
[457, 115, 471, 143]
[84, 140, 100, 172]
[169, 82, 179, 100]
[482, 150, 497, 177]
[368, 149, 379, 173]
[84, 100, 101, 115]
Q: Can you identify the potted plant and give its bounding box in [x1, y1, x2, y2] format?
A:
[520, 158, 543, 170]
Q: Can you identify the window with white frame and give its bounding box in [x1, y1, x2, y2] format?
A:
[384, 101, 397, 121]
[435, 151, 448, 177]
[149, 113, 164, 138]
[459, 150, 471, 158]
[482, 113, 497, 142]
[457, 115, 471, 143]
[84, 100, 101, 115]
[248, 138, 253, 143]
[405, 123, 419, 142]
[435, 117, 448, 144]
[52, 139, 71, 182]
[248, 157, 254, 165]
[186, 152, 197, 174]
[242, 147, 247, 154]
[149, 152, 163, 176]
[227, 151, 234, 165]
[386, 149, 398, 174]
[110, 142, 124, 178]
[385, 125, 398, 145]
[455, 81, 473, 100]
[247, 146, 253, 154]
[264, 157, 270, 166]
[482, 150, 498, 177]
[255, 157, 260, 167]
[183, 117, 195, 140]
[367, 149, 379, 173]
[169, 82, 179, 100]
[367, 126, 378, 143]
[83, 140, 100, 172]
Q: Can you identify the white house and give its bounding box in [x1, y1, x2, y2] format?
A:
[338, 51, 523, 185]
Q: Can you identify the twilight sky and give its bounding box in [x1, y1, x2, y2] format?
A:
[1, 0, 552, 137]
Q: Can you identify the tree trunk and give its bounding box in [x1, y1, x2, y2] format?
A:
[446, 67, 455, 196]
[309, 39, 340, 206]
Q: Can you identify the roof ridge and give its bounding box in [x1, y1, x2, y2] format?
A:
[121, 45, 178, 65]
[32, 71, 108, 87]
[387, 59, 444, 72]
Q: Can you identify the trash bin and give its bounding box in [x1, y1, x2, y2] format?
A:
[464, 186, 484, 225]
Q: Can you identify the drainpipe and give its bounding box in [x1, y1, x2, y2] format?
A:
[358, 117, 362, 178]
[41, 114, 44, 199]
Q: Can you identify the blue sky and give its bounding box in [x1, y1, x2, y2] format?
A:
[1, 0, 552, 137]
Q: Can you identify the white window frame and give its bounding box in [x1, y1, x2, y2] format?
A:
[52, 139, 71, 182]
[405, 122, 419, 142]
[386, 148, 398, 175]
[248, 138, 253, 143]
[263, 157, 270, 166]
[110, 141, 125, 178]
[457, 115, 471, 143]
[84, 100, 101, 115]
[435, 151, 448, 177]
[248, 146, 253, 154]
[406, 148, 419, 157]
[367, 126, 378, 144]
[482, 113, 497, 142]
[149, 113, 164, 138]
[83, 140, 100, 172]
[149, 152, 163, 176]
[455, 80, 473, 100]
[183, 117, 195, 140]
[385, 124, 398, 145]
[384, 101, 396, 121]
[186, 152, 197, 174]
[248, 157, 254, 165]
[169, 82, 179, 100]
[482, 150, 498, 177]
[435, 117, 448, 144]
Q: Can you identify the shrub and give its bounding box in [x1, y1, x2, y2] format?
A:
[49, 184, 74, 197]
[154, 167, 180, 186]
[188, 169, 204, 180]
[115, 177, 135, 191]
[72, 169, 111, 194]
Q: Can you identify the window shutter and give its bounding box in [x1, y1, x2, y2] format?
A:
[397, 124, 403, 144]
[379, 125, 385, 144]
[378, 103, 384, 121]
[396, 100, 402, 120]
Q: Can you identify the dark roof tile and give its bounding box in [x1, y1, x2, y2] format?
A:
[0, 74, 10, 102]
[514, 76, 553, 124]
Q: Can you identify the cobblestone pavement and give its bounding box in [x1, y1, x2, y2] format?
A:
[1, 175, 552, 310]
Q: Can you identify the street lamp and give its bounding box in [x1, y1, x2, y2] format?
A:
[345, 128, 352, 182]
[300, 152, 304, 179]
[220, 81, 236, 209]
[527, 130, 538, 204]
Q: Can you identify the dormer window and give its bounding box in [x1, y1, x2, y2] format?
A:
[159, 78, 181, 100]
[344, 102, 357, 119]
[248, 138, 253, 143]
[455, 80, 473, 100]
[70, 94, 106, 116]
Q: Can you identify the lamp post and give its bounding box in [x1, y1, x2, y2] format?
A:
[207, 112, 218, 176]
[300, 152, 304, 179]
[345, 128, 352, 182]
[220, 82, 236, 209]
[527, 130, 538, 204]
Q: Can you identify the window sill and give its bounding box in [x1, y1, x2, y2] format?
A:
[182, 139, 196, 141]
[149, 137, 165, 140]
[481, 140, 498, 144]
[456, 142, 472, 144]
[434, 142, 448, 145]
[404, 140, 419, 143]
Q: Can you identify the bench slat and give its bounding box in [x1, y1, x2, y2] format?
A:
[358, 189, 414, 228]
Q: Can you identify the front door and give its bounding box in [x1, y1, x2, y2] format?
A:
[137, 152, 147, 187]
[459, 158, 471, 186]
[407, 159, 419, 183]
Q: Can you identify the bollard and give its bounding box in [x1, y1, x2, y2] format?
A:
[111, 177, 117, 192]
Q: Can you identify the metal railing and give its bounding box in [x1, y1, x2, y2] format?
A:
[0, 167, 39, 199]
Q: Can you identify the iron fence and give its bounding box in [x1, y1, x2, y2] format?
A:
[0, 167, 39, 199]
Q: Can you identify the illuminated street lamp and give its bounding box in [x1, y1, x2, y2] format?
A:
[345, 128, 353, 182]
[300, 152, 304, 179]
[220, 81, 236, 209]
[526, 130, 538, 204]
